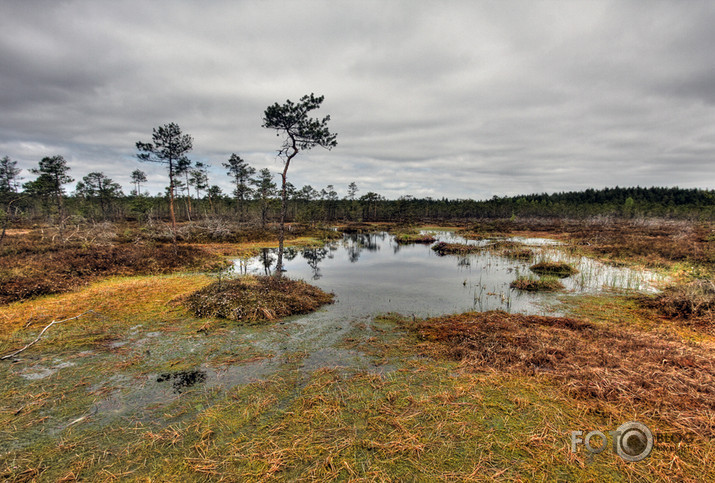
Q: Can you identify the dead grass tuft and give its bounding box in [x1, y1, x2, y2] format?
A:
[398, 310, 715, 438]
[502, 248, 534, 260]
[182, 275, 333, 323]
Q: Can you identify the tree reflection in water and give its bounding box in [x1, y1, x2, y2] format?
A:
[259, 248, 275, 275]
[344, 233, 382, 263]
[301, 247, 329, 279]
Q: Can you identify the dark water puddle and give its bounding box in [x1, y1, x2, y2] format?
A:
[157, 370, 207, 394]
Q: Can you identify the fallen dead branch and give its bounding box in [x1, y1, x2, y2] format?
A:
[1, 310, 97, 360]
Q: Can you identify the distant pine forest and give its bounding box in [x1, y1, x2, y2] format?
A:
[6, 183, 715, 225]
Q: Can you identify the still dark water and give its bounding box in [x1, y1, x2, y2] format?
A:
[235, 231, 661, 318]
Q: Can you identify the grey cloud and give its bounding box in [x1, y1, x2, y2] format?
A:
[1, 0, 714, 200]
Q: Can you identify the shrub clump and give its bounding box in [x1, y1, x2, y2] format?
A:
[529, 261, 578, 278]
[183, 275, 333, 323]
[510, 276, 564, 292]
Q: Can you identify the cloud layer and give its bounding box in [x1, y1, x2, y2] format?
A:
[1, 0, 714, 199]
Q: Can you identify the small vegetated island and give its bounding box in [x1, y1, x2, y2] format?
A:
[509, 275, 565, 292]
[529, 261, 579, 278]
[183, 275, 334, 323]
[431, 241, 483, 255]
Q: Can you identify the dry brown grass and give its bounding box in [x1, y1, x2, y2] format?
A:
[502, 247, 534, 260]
[0, 238, 224, 305]
[0, 221, 346, 305]
[182, 275, 334, 323]
[398, 310, 715, 439]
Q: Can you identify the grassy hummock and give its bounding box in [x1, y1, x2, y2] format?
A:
[529, 261, 578, 278]
[182, 275, 333, 323]
[510, 276, 564, 292]
[0, 240, 227, 305]
[431, 241, 483, 256]
[393, 233, 437, 244]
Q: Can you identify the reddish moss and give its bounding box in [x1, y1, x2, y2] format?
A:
[398, 310, 715, 438]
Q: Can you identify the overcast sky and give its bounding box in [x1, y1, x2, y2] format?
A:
[1, 1, 714, 200]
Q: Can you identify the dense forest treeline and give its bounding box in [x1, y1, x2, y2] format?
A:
[2, 154, 714, 229]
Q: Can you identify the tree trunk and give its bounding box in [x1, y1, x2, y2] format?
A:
[185, 172, 192, 221]
[276, 145, 297, 278]
[276, 173, 287, 277]
[168, 169, 177, 243]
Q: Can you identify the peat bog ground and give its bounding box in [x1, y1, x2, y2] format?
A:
[1, 219, 714, 481]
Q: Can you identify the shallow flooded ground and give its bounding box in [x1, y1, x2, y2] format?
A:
[238, 231, 666, 316]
